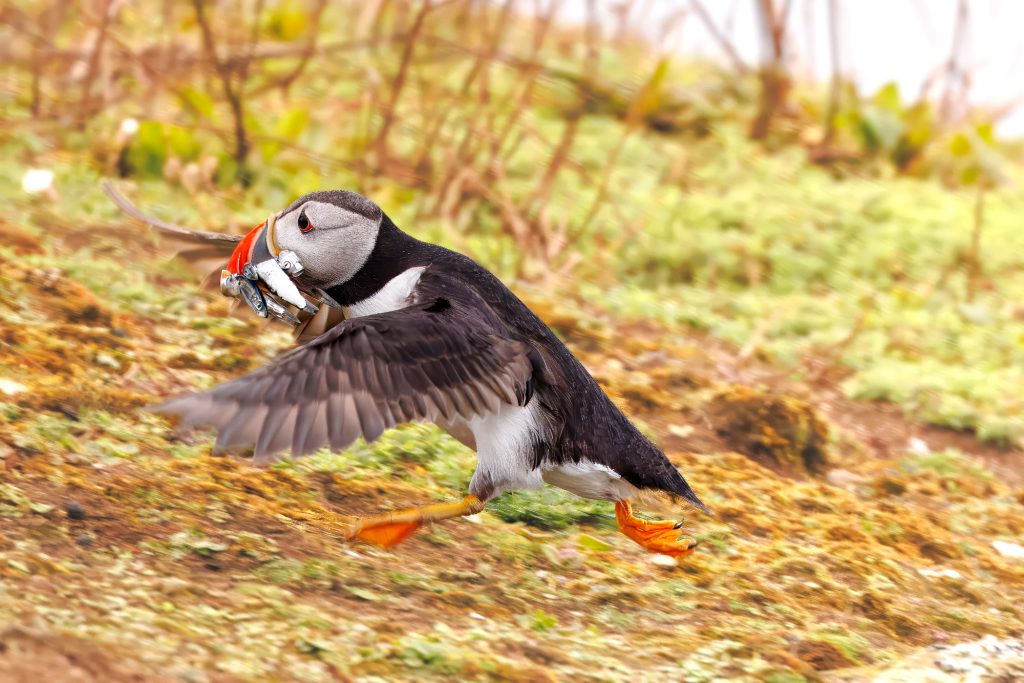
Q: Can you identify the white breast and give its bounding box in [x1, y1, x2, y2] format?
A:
[541, 461, 639, 501]
[466, 400, 547, 499]
[346, 266, 426, 318]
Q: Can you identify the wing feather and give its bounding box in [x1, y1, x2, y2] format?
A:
[156, 271, 538, 462]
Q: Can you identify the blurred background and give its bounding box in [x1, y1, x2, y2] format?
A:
[2, 1, 1024, 681]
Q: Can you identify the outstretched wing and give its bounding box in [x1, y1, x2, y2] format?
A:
[158, 296, 538, 463]
[103, 181, 243, 245]
[103, 181, 243, 288]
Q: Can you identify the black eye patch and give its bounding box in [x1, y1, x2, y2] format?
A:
[298, 210, 313, 233]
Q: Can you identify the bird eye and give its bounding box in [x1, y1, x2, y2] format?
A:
[297, 210, 313, 233]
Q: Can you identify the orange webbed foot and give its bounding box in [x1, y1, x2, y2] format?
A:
[615, 499, 698, 559]
[344, 496, 484, 549]
[351, 520, 424, 548]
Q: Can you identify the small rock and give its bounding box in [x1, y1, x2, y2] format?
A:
[0, 378, 26, 396]
[991, 540, 1024, 559]
[21, 168, 54, 194]
[75, 534, 93, 548]
[556, 547, 583, 563]
[826, 468, 867, 490]
[918, 567, 963, 580]
[908, 437, 931, 455]
[64, 501, 86, 520]
[668, 424, 695, 438]
[649, 554, 678, 568]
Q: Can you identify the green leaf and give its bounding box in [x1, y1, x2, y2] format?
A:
[275, 108, 309, 140]
[577, 534, 613, 552]
[168, 127, 200, 161]
[958, 164, 979, 186]
[975, 121, 996, 146]
[126, 121, 166, 178]
[345, 586, 390, 602]
[259, 139, 281, 163]
[872, 82, 902, 112]
[949, 132, 972, 157]
[179, 86, 214, 119]
[264, 0, 308, 41]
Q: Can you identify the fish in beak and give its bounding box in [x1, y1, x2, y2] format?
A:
[220, 213, 318, 324]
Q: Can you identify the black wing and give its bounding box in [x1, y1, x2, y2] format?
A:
[158, 293, 537, 463]
[103, 182, 243, 245]
[104, 182, 243, 288]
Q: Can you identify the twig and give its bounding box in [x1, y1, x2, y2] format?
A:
[688, 0, 749, 74]
[939, 0, 970, 124]
[750, 0, 791, 140]
[274, 0, 329, 94]
[821, 0, 840, 146]
[484, 0, 558, 169]
[78, 0, 116, 124]
[191, 0, 250, 172]
[579, 56, 670, 233]
[374, 0, 433, 161]
[526, 0, 596, 216]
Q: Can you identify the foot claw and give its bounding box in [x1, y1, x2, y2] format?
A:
[615, 500, 698, 559]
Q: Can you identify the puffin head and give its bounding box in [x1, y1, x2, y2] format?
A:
[229, 190, 383, 288]
[223, 190, 385, 319]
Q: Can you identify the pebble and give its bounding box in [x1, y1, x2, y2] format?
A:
[0, 378, 26, 396]
[908, 436, 931, 455]
[825, 468, 866, 490]
[75, 534, 93, 548]
[917, 567, 963, 580]
[64, 501, 86, 520]
[934, 635, 1024, 676]
[649, 554, 678, 568]
[991, 540, 1024, 559]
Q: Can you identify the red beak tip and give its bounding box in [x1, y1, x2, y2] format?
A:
[228, 223, 266, 275]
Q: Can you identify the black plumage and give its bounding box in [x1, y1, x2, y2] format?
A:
[157, 201, 708, 513]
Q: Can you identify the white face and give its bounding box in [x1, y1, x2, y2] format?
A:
[272, 200, 380, 288]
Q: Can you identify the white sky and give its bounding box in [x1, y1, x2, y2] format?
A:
[554, 0, 1024, 135]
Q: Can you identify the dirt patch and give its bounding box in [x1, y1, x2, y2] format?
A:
[0, 627, 199, 683]
[703, 384, 830, 477]
[791, 639, 856, 671]
[599, 310, 1024, 485]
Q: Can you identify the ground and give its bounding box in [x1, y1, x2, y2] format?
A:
[1, 216, 1023, 683]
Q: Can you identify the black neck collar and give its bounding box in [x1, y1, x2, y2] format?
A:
[322, 213, 434, 307]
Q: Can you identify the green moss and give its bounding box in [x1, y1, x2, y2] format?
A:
[490, 487, 614, 531]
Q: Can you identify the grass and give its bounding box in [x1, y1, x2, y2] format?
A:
[6, 105, 1024, 447]
[2, 2, 1024, 679]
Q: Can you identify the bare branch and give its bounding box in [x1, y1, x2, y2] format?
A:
[78, 0, 116, 123]
[821, 0, 841, 146]
[689, 0, 749, 73]
[191, 0, 249, 171]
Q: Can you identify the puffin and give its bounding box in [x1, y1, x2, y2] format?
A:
[140, 188, 709, 557]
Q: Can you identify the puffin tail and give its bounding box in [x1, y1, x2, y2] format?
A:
[650, 442, 712, 515]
